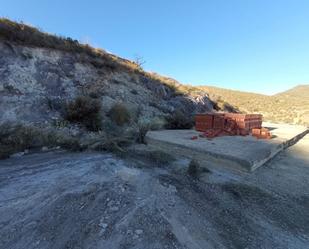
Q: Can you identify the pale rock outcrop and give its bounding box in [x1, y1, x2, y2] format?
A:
[0, 41, 214, 125]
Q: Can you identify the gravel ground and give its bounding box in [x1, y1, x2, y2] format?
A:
[0, 135, 309, 249]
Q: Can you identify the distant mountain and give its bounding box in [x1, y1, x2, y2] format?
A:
[199, 85, 309, 126]
[275, 85, 309, 99]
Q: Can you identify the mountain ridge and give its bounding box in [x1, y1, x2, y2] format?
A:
[275, 84, 309, 98]
[199, 84, 309, 125]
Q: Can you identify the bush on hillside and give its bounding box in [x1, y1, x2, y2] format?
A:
[165, 111, 194, 129]
[65, 96, 102, 131]
[135, 117, 166, 144]
[108, 103, 131, 126]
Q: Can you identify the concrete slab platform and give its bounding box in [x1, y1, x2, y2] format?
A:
[146, 122, 308, 172]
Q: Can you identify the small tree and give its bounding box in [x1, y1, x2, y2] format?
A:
[133, 54, 146, 68]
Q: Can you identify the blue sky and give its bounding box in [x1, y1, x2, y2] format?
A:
[1, 0, 308, 94]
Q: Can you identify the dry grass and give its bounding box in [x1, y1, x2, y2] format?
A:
[0, 123, 72, 159]
[0, 18, 139, 72]
[146, 72, 205, 96]
[83, 132, 133, 153]
[0, 123, 40, 159]
[0, 18, 211, 101]
[0, 122, 135, 159]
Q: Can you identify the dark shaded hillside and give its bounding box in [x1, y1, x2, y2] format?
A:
[199, 85, 309, 126]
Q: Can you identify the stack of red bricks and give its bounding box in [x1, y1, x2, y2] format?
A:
[224, 113, 262, 131]
[251, 127, 272, 139]
[194, 113, 270, 139]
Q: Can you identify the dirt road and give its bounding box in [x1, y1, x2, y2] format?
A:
[1, 135, 309, 249]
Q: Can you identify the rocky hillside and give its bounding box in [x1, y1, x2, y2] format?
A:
[0, 18, 219, 158]
[200, 85, 309, 126]
[0, 18, 213, 126]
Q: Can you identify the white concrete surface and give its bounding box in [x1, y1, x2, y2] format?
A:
[146, 123, 308, 172]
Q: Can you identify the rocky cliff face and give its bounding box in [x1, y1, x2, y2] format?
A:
[0, 41, 213, 125]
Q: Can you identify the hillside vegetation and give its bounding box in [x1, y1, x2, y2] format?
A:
[0, 18, 215, 158]
[0, 18, 206, 97]
[200, 85, 309, 126]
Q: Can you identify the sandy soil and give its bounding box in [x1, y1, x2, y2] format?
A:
[0, 135, 309, 249]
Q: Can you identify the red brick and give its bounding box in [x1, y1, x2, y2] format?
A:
[195, 114, 213, 131]
[213, 116, 225, 129]
[195, 112, 264, 138]
[252, 128, 261, 135]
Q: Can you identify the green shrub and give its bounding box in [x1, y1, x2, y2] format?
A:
[148, 117, 166, 130]
[65, 96, 102, 131]
[136, 122, 149, 144]
[165, 111, 194, 129]
[135, 117, 165, 144]
[108, 103, 131, 126]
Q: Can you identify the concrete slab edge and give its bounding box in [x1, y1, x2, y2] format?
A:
[251, 128, 309, 171]
[146, 128, 309, 173]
